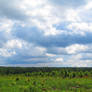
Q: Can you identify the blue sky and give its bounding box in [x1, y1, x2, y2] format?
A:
[0, 0, 92, 67]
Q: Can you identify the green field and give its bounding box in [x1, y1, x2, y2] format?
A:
[0, 76, 92, 92]
[0, 67, 92, 92]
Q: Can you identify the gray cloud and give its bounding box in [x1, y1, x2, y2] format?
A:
[0, 0, 28, 21]
[14, 25, 92, 48]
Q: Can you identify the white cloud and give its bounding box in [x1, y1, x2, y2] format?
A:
[63, 1, 92, 35]
[55, 58, 63, 62]
[67, 22, 92, 35]
[84, 1, 92, 10]
[66, 44, 88, 54]
[19, 0, 62, 36]
[65, 9, 81, 22]
[4, 39, 46, 57]
[59, 53, 92, 67]
[46, 53, 56, 57]
[0, 18, 13, 33]
[0, 38, 46, 59]
[48, 44, 88, 55]
[6, 39, 23, 49]
[0, 48, 16, 57]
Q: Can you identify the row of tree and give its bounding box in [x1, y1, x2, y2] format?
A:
[0, 67, 92, 78]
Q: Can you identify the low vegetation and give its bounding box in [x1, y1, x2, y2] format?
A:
[0, 67, 92, 92]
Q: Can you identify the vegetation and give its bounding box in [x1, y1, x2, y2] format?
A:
[0, 67, 92, 92]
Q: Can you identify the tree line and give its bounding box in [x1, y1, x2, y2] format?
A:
[0, 67, 92, 78]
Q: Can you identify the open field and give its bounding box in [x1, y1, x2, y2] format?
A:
[0, 76, 92, 92]
[0, 67, 92, 92]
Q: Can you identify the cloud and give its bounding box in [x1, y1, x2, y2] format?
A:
[67, 22, 92, 35]
[6, 39, 23, 49]
[55, 58, 63, 62]
[50, 0, 86, 8]
[0, 0, 92, 67]
[0, 0, 28, 21]
[14, 25, 92, 47]
[47, 44, 89, 55]
[65, 44, 88, 54]
[1, 39, 48, 64]
[63, 54, 92, 67]
[0, 48, 16, 57]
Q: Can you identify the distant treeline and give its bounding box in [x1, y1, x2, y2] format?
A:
[0, 67, 92, 78]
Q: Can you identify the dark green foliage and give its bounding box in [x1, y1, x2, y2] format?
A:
[0, 67, 92, 78]
[16, 77, 20, 81]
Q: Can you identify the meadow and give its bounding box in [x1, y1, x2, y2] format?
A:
[0, 67, 92, 92]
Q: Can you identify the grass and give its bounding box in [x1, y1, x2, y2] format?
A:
[0, 75, 92, 92]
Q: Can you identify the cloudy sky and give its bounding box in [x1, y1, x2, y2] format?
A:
[0, 0, 92, 67]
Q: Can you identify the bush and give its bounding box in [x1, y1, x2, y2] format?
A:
[16, 77, 20, 81]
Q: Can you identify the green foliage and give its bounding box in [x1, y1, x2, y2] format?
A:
[0, 67, 92, 78]
[0, 76, 92, 92]
[0, 67, 92, 92]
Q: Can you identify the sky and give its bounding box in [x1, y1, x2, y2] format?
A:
[0, 0, 92, 67]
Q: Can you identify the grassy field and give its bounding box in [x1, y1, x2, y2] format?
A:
[0, 75, 92, 92]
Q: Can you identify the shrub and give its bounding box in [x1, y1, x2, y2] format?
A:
[16, 77, 20, 81]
